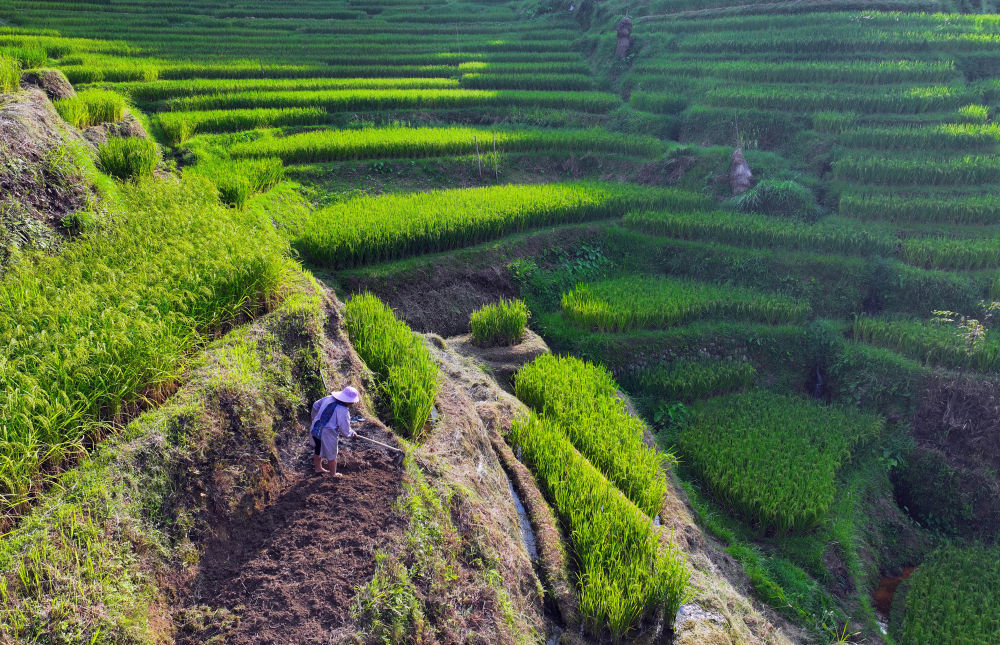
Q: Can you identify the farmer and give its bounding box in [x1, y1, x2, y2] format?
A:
[311, 386, 359, 477]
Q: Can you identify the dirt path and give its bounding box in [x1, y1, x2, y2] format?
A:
[176, 428, 404, 645]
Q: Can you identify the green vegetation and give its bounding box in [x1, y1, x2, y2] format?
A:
[158, 107, 328, 144]
[188, 157, 284, 208]
[508, 413, 689, 638]
[297, 183, 673, 269]
[0, 55, 19, 93]
[469, 298, 529, 347]
[623, 359, 757, 402]
[344, 292, 438, 440]
[899, 546, 1000, 645]
[0, 175, 289, 511]
[96, 137, 160, 180]
[561, 275, 811, 332]
[679, 391, 883, 533]
[515, 354, 668, 517]
[852, 315, 1000, 372]
[54, 89, 126, 128]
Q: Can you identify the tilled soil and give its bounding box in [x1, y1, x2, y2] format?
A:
[176, 436, 404, 645]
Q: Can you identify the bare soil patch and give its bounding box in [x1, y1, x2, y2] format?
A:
[175, 427, 404, 645]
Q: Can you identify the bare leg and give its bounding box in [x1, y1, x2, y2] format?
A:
[331, 457, 342, 478]
[313, 455, 329, 473]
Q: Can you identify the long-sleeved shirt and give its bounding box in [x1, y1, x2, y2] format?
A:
[311, 396, 355, 461]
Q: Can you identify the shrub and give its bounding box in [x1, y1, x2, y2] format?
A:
[736, 179, 818, 220]
[0, 56, 20, 93]
[96, 138, 160, 181]
[469, 299, 529, 346]
[55, 89, 126, 128]
[344, 292, 438, 440]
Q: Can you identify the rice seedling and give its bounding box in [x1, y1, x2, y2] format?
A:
[840, 192, 1000, 225]
[956, 103, 989, 123]
[903, 236, 1000, 270]
[157, 107, 328, 144]
[0, 175, 289, 511]
[469, 299, 529, 347]
[459, 72, 594, 91]
[561, 275, 811, 333]
[705, 84, 974, 114]
[297, 182, 677, 269]
[96, 137, 160, 181]
[344, 292, 438, 440]
[3, 45, 47, 68]
[187, 157, 284, 209]
[899, 546, 1000, 645]
[629, 91, 687, 115]
[833, 153, 1000, 186]
[622, 359, 757, 402]
[679, 390, 883, 533]
[54, 89, 126, 128]
[228, 126, 663, 164]
[623, 210, 898, 257]
[851, 315, 1000, 372]
[515, 354, 669, 517]
[164, 88, 621, 114]
[508, 413, 689, 638]
[631, 58, 958, 85]
[839, 123, 1000, 151]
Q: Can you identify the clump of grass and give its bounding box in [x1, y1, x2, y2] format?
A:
[736, 179, 818, 220]
[96, 137, 160, 181]
[344, 292, 438, 440]
[469, 299, 529, 346]
[0, 56, 21, 93]
[624, 359, 757, 401]
[55, 89, 126, 128]
[189, 157, 284, 208]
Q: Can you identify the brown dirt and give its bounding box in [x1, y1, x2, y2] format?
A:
[873, 567, 915, 616]
[176, 436, 404, 645]
[445, 329, 549, 392]
[19, 69, 75, 101]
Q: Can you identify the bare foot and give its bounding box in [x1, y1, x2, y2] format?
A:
[332, 472, 343, 478]
[314, 467, 329, 474]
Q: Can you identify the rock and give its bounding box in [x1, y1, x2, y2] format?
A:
[19, 69, 75, 101]
[82, 110, 149, 147]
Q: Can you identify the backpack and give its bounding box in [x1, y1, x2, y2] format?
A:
[311, 398, 345, 439]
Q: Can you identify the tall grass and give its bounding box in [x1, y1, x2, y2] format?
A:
[622, 359, 757, 402]
[158, 108, 328, 145]
[833, 153, 1000, 186]
[840, 192, 1000, 225]
[561, 275, 811, 332]
[903, 236, 1000, 270]
[188, 157, 284, 208]
[114, 76, 460, 102]
[0, 175, 289, 512]
[228, 126, 663, 164]
[515, 354, 668, 517]
[469, 299, 529, 347]
[509, 413, 689, 638]
[680, 390, 883, 533]
[54, 89, 126, 128]
[852, 315, 1000, 372]
[0, 56, 20, 93]
[344, 292, 438, 440]
[96, 137, 160, 181]
[297, 183, 675, 269]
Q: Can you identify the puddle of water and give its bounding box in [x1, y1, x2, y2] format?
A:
[546, 627, 563, 645]
[506, 476, 538, 561]
[874, 566, 915, 615]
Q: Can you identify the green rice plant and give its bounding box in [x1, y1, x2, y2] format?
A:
[956, 103, 989, 124]
[840, 192, 1000, 225]
[469, 299, 529, 347]
[0, 56, 21, 93]
[561, 275, 811, 333]
[833, 153, 1000, 186]
[622, 359, 757, 402]
[509, 413, 689, 638]
[96, 137, 159, 181]
[623, 210, 898, 257]
[903, 236, 1000, 270]
[165, 88, 621, 114]
[839, 123, 1000, 151]
[631, 58, 957, 85]
[851, 315, 1000, 372]
[228, 126, 663, 164]
[0, 175, 289, 511]
[899, 545, 1000, 645]
[812, 111, 856, 134]
[458, 73, 594, 91]
[3, 46, 46, 68]
[344, 292, 438, 440]
[629, 91, 687, 115]
[705, 84, 974, 114]
[54, 89, 126, 128]
[515, 354, 669, 517]
[679, 390, 883, 533]
[188, 157, 284, 208]
[736, 179, 818, 220]
[297, 182, 678, 269]
[157, 107, 328, 144]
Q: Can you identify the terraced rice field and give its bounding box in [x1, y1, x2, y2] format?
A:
[4, 0, 1000, 642]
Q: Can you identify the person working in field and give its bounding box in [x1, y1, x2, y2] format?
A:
[311, 386, 359, 477]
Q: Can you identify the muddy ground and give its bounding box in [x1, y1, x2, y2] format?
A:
[176, 428, 404, 645]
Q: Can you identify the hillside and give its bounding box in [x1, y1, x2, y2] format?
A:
[0, 0, 999, 643]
